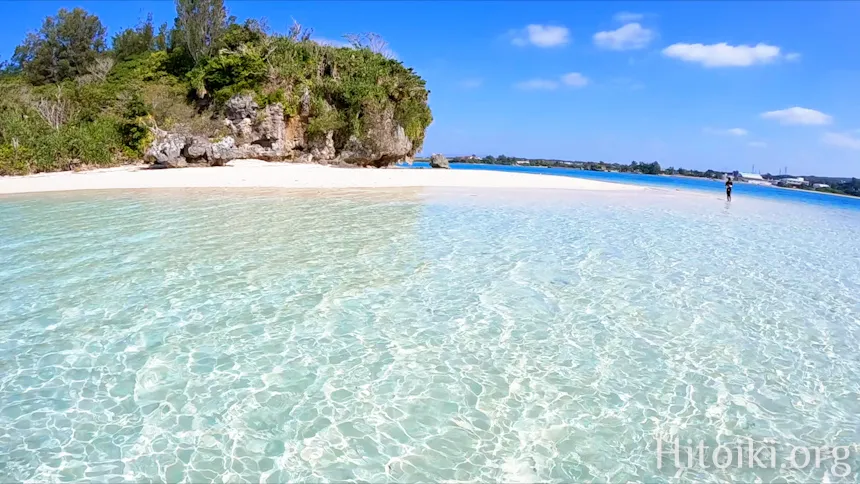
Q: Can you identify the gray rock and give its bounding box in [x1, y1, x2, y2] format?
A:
[184, 136, 209, 161]
[294, 152, 314, 164]
[253, 103, 287, 154]
[208, 136, 238, 166]
[429, 153, 449, 169]
[225, 94, 258, 122]
[144, 129, 188, 168]
[309, 131, 335, 161]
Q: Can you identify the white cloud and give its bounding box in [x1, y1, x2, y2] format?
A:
[704, 127, 748, 136]
[785, 52, 801, 62]
[760, 107, 833, 126]
[614, 11, 644, 23]
[459, 78, 483, 89]
[511, 24, 570, 47]
[515, 79, 559, 90]
[662, 42, 785, 67]
[748, 141, 768, 148]
[561, 72, 589, 87]
[594, 23, 654, 51]
[822, 132, 860, 150]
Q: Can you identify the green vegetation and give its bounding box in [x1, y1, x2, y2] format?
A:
[0, 0, 432, 175]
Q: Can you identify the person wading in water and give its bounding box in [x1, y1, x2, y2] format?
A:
[725, 177, 733, 201]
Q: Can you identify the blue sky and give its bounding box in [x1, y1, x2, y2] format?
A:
[2, 1, 859, 176]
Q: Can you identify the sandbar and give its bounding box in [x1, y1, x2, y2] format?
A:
[0, 160, 643, 195]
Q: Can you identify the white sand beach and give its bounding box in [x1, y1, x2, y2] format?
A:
[0, 160, 642, 195]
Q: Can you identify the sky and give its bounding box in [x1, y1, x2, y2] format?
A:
[2, 1, 859, 176]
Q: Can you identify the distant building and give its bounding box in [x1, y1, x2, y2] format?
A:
[464, 155, 479, 160]
[515, 160, 530, 165]
[737, 172, 772, 186]
[778, 177, 808, 187]
[813, 183, 830, 189]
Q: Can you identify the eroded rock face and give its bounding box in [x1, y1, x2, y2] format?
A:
[144, 130, 188, 168]
[145, 94, 418, 168]
[430, 153, 450, 169]
[335, 106, 414, 168]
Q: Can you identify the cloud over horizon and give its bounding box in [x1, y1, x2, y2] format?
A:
[594, 23, 655, 51]
[761, 107, 833, 126]
[662, 42, 787, 67]
[510, 24, 570, 48]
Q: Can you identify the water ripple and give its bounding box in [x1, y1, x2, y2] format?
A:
[1, 188, 859, 482]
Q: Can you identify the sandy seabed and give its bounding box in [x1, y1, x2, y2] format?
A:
[0, 160, 642, 195]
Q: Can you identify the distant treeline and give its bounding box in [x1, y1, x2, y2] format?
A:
[450, 154, 664, 175]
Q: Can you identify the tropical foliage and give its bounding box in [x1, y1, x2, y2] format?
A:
[0, 0, 432, 176]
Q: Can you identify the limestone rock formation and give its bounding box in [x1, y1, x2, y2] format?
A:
[144, 130, 188, 168]
[145, 93, 418, 169]
[430, 153, 450, 169]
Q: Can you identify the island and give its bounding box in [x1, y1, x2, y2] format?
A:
[0, 0, 433, 175]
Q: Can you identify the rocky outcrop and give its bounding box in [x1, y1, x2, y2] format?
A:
[430, 153, 450, 169]
[144, 93, 417, 169]
[145, 131, 188, 168]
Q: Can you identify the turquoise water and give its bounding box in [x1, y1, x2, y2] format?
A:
[408, 162, 860, 211]
[2, 187, 860, 482]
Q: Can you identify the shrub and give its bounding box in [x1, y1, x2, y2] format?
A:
[188, 45, 267, 105]
[119, 95, 153, 156]
[0, 144, 36, 175]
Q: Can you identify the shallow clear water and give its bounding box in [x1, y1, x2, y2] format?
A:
[1, 187, 860, 483]
[407, 162, 860, 211]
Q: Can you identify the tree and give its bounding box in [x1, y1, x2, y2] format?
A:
[112, 14, 158, 61]
[155, 23, 170, 52]
[174, 0, 229, 65]
[13, 8, 106, 84]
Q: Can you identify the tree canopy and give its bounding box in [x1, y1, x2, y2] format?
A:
[174, 0, 230, 65]
[112, 14, 168, 62]
[13, 8, 107, 84]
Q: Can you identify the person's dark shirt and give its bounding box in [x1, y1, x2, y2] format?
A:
[726, 180, 733, 190]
